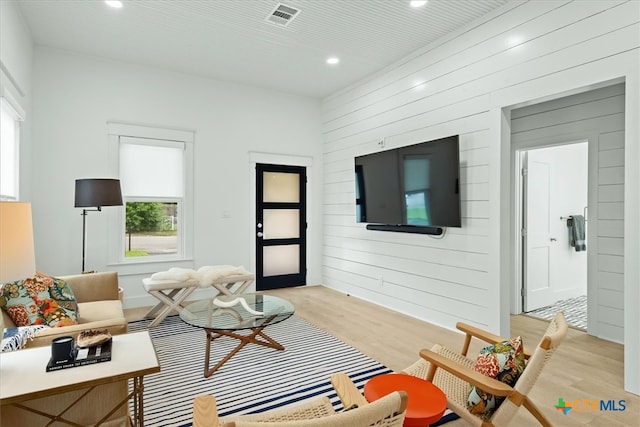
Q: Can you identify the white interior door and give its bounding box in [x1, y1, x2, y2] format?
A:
[523, 144, 589, 311]
[523, 153, 554, 311]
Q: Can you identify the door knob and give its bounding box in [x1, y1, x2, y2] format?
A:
[550, 237, 557, 242]
[257, 232, 264, 238]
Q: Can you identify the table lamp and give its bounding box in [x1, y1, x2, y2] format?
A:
[0, 202, 37, 332]
[74, 179, 122, 273]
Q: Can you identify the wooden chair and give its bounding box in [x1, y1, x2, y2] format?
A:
[192, 373, 407, 427]
[403, 312, 568, 427]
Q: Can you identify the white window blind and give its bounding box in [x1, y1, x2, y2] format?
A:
[0, 97, 23, 200]
[119, 136, 184, 198]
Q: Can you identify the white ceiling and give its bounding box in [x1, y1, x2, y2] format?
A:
[17, 0, 509, 99]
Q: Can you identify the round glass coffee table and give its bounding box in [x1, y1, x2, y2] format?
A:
[180, 293, 294, 377]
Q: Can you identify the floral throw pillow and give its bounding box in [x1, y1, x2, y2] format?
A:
[0, 272, 78, 328]
[467, 336, 526, 416]
[0, 279, 44, 326]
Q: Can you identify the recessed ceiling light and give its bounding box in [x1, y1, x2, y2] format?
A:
[413, 80, 427, 91]
[410, 1, 428, 8]
[105, 1, 123, 8]
[507, 35, 525, 48]
[326, 57, 340, 65]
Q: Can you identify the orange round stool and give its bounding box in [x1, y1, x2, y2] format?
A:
[364, 373, 447, 426]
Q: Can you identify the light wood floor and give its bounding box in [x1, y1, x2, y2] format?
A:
[126, 285, 638, 426]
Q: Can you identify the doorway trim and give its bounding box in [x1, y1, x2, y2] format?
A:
[248, 151, 313, 285]
[255, 163, 307, 290]
[511, 134, 598, 336]
[499, 77, 640, 395]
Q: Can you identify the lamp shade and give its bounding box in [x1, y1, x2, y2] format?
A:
[0, 202, 36, 283]
[74, 179, 123, 208]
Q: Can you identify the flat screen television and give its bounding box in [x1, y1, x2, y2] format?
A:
[355, 135, 461, 230]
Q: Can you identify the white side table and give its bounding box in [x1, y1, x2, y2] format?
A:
[1, 331, 160, 426]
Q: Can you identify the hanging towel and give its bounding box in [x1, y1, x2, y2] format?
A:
[567, 215, 586, 252]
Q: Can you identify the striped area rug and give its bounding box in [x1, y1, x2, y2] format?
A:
[128, 315, 394, 426]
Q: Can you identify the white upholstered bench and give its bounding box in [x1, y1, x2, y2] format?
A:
[142, 273, 255, 327]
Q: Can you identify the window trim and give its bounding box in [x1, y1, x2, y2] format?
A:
[0, 95, 24, 201]
[107, 122, 194, 274]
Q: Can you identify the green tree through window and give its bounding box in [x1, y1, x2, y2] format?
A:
[125, 202, 176, 256]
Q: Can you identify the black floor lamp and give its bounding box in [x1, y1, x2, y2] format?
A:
[74, 178, 123, 273]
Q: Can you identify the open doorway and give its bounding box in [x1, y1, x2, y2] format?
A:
[509, 82, 625, 341]
[517, 142, 588, 330]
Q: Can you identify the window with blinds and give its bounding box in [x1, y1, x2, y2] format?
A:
[119, 136, 185, 260]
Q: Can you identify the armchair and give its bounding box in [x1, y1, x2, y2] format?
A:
[192, 372, 407, 427]
[407, 312, 568, 427]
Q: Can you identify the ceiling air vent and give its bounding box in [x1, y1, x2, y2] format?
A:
[266, 3, 301, 27]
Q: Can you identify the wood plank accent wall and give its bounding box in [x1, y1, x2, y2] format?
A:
[511, 83, 625, 343]
[319, 0, 639, 337]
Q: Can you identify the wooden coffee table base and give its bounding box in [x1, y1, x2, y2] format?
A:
[180, 294, 295, 378]
[203, 321, 284, 378]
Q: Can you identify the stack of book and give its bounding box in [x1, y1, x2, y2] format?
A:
[46, 339, 112, 372]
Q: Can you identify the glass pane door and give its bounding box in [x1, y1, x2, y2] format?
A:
[256, 164, 306, 290]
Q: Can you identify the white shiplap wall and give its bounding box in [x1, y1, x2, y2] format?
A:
[320, 0, 638, 349]
[511, 83, 625, 343]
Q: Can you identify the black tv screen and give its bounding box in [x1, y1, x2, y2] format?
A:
[355, 135, 461, 228]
